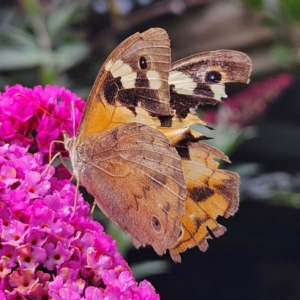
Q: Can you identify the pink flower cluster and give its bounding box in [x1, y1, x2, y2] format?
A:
[0, 84, 85, 155]
[0, 85, 159, 299]
[203, 74, 293, 128]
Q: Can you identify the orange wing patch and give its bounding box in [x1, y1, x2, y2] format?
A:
[169, 141, 239, 262]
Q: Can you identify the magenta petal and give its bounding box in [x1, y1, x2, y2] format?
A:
[103, 286, 121, 300]
[135, 280, 160, 300]
[0, 256, 12, 279]
[0, 120, 15, 139]
[24, 227, 47, 247]
[16, 243, 47, 270]
[44, 241, 73, 270]
[9, 268, 39, 295]
[36, 129, 60, 153]
[85, 286, 104, 300]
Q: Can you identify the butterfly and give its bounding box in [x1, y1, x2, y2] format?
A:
[64, 28, 251, 262]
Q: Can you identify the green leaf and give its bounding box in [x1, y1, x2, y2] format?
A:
[281, 0, 300, 22]
[131, 261, 172, 280]
[269, 192, 300, 208]
[53, 41, 89, 71]
[47, 4, 81, 38]
[0, 48, 50, 70]
[106, 222, 132, 256]
[242, 0, 263, 10]
[230, 162, 262, 177]
[271, 44, 298, 64]
[0, 25, 37, 48]
[22, 0, 43, 17]
[40, 67, 60, 85]
[192, 123, 257, 158]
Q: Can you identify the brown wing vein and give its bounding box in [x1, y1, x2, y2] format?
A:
[136, 167, 186, 201]
[123, 174, 181, 241]
[92, 148, 183, 174]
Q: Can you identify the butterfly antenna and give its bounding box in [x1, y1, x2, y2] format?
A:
[14, 93, 61, 125]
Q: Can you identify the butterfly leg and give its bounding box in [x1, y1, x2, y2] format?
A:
[89, 200, 97, 217]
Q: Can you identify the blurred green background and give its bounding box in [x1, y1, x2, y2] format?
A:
[1, 1, 300, 299]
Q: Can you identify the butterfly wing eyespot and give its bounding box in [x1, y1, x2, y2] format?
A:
[205, 70, 222, 83]
[139, 56, 149, 70]
[152, 216, 162, 232]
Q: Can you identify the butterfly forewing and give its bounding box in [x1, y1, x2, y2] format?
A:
[169, 50, 252, 119]
[77, 28, 172, 144]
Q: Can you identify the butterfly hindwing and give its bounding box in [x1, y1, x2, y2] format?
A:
[170, 139, 239, 262]
[77, 123, 186, 256]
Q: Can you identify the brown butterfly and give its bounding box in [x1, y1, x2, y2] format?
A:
[64, 28, 251, 262]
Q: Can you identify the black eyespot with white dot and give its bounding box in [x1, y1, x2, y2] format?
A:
[152, 216, 161, 231]
[139, 56, 148, 70]
[205, 71, 222, 83]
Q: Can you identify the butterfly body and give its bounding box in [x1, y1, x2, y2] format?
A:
[65, 28, 251, 262]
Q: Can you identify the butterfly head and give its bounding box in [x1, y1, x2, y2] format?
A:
[63, 131, 76, 152]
